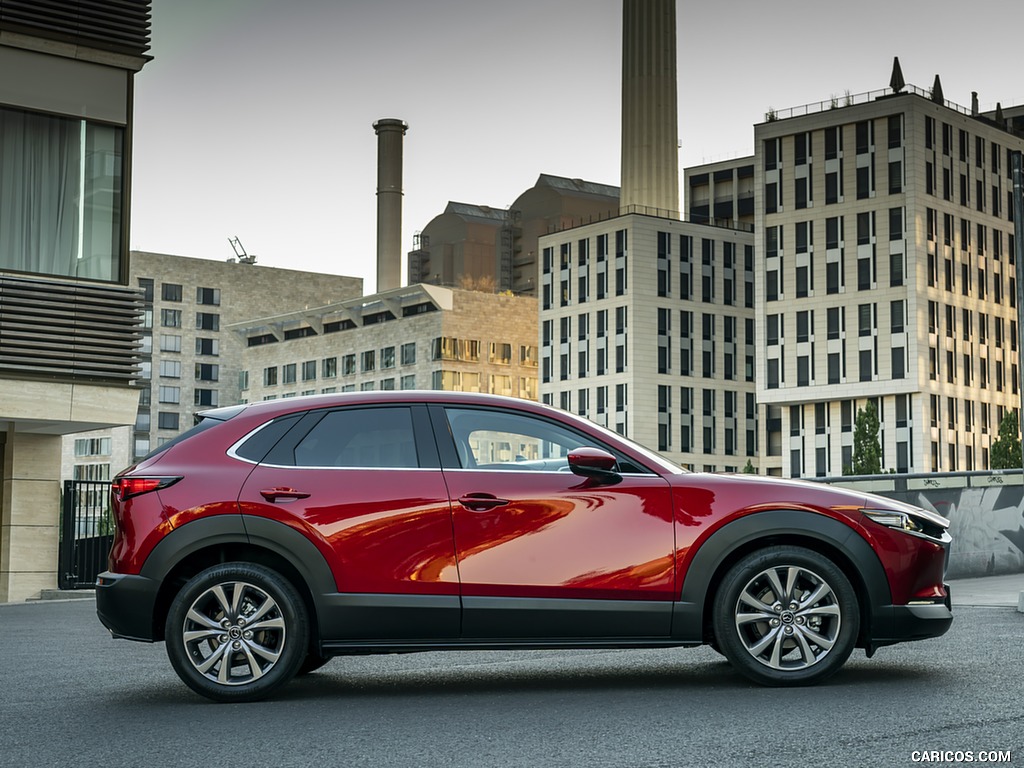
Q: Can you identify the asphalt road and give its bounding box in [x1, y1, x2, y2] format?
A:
[1, 599, 1021, 768]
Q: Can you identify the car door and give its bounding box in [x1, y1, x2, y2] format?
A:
[236, 404, 460, 640]
[432, 404, 675, 640]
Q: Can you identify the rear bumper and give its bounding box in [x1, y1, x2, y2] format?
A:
[95, 571, 160, 642]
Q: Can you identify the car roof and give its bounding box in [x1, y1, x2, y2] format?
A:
[202, 390, 558, 421]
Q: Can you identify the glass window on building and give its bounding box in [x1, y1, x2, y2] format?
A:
[158, 386, 180, 404]
[489, 343, 512, 365]
[196, 287, 221, 305]
[196, 312, 220, 331]
[159, 360, 181, 378]
[282, 363, 297, 384]
[160, 334, 181, 353]
[195, 363, 219, 381]
[0, 108, 125, 280]
[195, 389, 219, 407]
[302, 360, 316, 381]
[158, 411, 180, 430]
[196, 337, 219, 356]
[400, 343, 416, 365]
[74, 437, 112, 457]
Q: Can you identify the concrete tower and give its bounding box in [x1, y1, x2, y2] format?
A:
[374, 118, 408, 292]
[620, 0, 679, 216]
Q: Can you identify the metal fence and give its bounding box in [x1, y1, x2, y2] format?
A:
[59, 480, 113, 589]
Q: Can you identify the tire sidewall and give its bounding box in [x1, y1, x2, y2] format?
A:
[713, 545, 860, 686]
[165, 562, 309, 702]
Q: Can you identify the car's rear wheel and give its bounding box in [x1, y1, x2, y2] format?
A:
[712, 545, 859, 686]
[165, 562, 309, 702]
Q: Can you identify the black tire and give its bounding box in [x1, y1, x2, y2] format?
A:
[297, 652, 332, 676]
[712, 545, 859, 686]
[165, 562, 309, 702]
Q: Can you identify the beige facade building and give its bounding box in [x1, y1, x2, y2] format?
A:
[232, 284, 538, 404]
[1, 2, 153, 601]
[537, 212, 756, 471]
[63, 251, 362, 483]
[754, 86, 1024, 477]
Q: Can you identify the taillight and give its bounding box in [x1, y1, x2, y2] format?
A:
[111, 476, 181, 501]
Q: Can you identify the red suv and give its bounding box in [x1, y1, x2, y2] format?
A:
[97, 392, 952, 701]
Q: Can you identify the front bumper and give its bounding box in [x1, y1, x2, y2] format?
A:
[866, 584, 953, 654]
[95, 571, 161, 642]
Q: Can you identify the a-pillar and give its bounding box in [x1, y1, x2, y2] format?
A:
[0, 426, 62, 602]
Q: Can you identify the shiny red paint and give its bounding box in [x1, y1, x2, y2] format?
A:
[444, 469, 675, 601]
[237, 465, 459, 595]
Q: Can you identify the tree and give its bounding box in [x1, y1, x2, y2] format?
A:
[742, 458, 756, 474]
[851, 401, 882, 475]
[990, 412, 1022, 469]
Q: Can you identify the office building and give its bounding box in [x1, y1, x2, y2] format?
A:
[63, 251, 363, 479]
[754, 84, 1024, 476]
[232, 284, 538, 404]
[1, 0, 151, 600]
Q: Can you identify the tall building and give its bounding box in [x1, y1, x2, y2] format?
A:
[231, 284, 538, 403]
[754, 85, 1024, 477]
[537, 213, 756, 470]
[1, 0, 151, 601]
[64, 251, 363, 479]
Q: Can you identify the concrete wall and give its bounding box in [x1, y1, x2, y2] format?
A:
[822, 471, 1024, 578]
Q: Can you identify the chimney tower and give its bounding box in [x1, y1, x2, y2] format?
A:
[620, 0, 679, 216]
[374, 118, 408, 292]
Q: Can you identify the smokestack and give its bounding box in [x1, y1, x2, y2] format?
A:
[620, 0, 679, 216]
[373, 118, 408, 292]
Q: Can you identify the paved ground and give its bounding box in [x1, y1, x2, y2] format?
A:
[1, 577, 1022, 768]
[947, 573, 1024, 609]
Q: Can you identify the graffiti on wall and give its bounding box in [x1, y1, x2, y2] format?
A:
[883, 485, 1024, 579]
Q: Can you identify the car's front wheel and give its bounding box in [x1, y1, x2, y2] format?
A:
[712, 545, 859, 686]
[165, 562, 309, 702]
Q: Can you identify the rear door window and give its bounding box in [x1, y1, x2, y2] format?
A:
[287, 407, 419, 468]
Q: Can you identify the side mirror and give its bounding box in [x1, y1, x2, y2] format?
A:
[567, 446, 621, 485]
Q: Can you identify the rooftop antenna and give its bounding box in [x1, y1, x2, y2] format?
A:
[228, 236, 257, 265]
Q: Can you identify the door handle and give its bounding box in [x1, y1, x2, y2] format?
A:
[260, 487, 311, 502]
[458, 493, 509, 512]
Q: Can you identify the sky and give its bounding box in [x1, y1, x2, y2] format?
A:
[130, 0, 1024, 294]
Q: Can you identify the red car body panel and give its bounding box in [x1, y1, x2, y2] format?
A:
[237, 465, 459, 595]
[444, 469, 675, 601]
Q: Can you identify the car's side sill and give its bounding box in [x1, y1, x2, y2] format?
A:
[320, 638, 701, 654]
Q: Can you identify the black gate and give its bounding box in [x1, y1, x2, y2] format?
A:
[59, 480, 114, 590]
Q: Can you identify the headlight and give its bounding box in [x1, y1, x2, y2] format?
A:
[863, 509, 921, 532]
[861, 507, 949, 543]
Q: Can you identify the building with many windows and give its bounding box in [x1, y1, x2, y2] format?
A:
[232, 284, 538, 404]
[537, 211, 757, 471]
[63, 251, 362, 479]
[1, 1, 151, 601]
[755, 86, 1024, 477]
